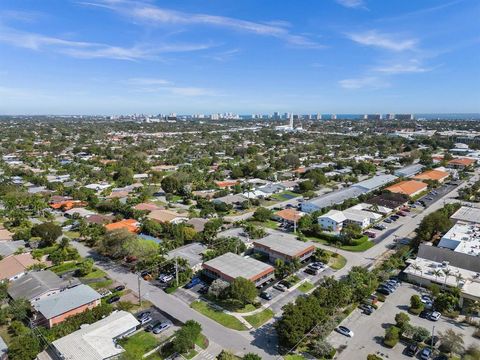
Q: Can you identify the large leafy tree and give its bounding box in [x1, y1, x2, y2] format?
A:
[228, 277, 257, 305]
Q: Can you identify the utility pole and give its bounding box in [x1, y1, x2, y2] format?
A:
[138, 273, 142, 307]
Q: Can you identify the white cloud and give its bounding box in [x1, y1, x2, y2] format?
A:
[127, 78, 171, 86]
[336, 0, 365, 9]
[0, 26, 214, 61]
[374, 62, 431, 74]
[125, 78, 217, 97]
[83, 1, 323, 48]
[339, 76, 387, 89]
[170, 87, 215, 96]
[347, 30, 417, 51]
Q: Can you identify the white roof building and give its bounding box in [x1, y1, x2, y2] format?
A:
[47, 310, 139, 360]
[438, 223, 480, 257]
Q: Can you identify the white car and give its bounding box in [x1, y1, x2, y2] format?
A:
[336, 326, 354, 337]
[429, 311, 441, 321]
[273, 283, 288, 292]
[158, 274, 174, 283]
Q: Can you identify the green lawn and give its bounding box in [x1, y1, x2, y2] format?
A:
[195, 334, 209, 350]
[297, 281, 315, 293]
[49, 261, 79, 274]
[80, 267, 108, 280]
[146, 353, 164, 360]
[243, 309, 274, 328]
[250, 220, 279, 230]
[306, 236, 329, 245]
[340, 240, 375, 252]
[284, 355, 305, 360]
[89, 279, 113, 290]
[271, 191, 300, 201]
[64, 231, 80, 239]
[328, 254, 347, 270]
[190, 301, 248, 331]
[185, 350, 198, 359]
[120, 332, 159, 358]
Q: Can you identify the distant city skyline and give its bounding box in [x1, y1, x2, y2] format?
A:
[0, 0, 479, 114]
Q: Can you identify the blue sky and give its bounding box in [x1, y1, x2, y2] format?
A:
[0, 0, 479, 115]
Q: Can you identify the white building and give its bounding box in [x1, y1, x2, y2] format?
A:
[318, 210, 346, 233]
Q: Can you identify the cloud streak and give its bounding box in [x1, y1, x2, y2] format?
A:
[347, 30, 417, 51]
[339, 76, 388, 89]
[83, 0, 323, 48]
[0, 26, 214, 61]
[336, 0, 366, 9]
[125, 77, 217, 97]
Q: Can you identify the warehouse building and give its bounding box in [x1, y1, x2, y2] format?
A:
[253, 234, 315, 263]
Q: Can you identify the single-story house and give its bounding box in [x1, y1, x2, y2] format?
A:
[167, 242, 207, 272]
[85, 214, 115, 225]
[0, 240, 26, 258]
[8, 270, 79, 303]
[37, 310, 140, 360]
[212, 194, 247, 206]
[147, 209, 188, 224]
[133, 202, 163, 212]
[64, 208, 97, 219]
[274, 208, 304, 224]
[447, 158, 476, 169]
[104, 219, 140, 233]
[33, 284, 101, 328]
[0, 253, 45, 281]
[186, 218, 209, 232]
[0, 227, 14, 241]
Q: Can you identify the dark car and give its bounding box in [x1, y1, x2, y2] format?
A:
[198, 285, 209, 295]
[260, 291, 273, 300]
[420, 310, 433, 319]
[376, 287, 391, 295]
[279, 280, 292, 289]
[137, 311, 152, 321]
[145, 321, 162, 332]
[106, 295, 120, 304]
[384, 218, 392, 223]
[304, 267, 319, 275]
[185, 277, 201, 289]
[114, 285, 125, 292]
[405, 343, 418, 357]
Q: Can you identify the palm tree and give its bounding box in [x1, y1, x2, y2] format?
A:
[442, 268, 452, 289]
[455, 272, 464, 287]
[432, 269, 443, 284]
[412, 264, 421, 275]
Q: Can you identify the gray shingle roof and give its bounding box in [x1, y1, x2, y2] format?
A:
[33, 284, 101, 319]
[203, 252, 274, 280]
[8, 270, 78, 301]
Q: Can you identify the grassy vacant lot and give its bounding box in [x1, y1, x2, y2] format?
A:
[191, 301, 248, 331]
[250, 220, 279, 230]
[297, 281, 315, 293]
[243, 309, 274, 328]
[120, 331, 159, 358]
[328, 254, 347, 270]
[50, 261, 79, 274]
[340, 240, 374, 252]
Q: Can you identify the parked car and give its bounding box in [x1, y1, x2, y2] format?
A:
[335, 326, 354, 337]
[185, 277, 201, 289]
[364, 231, 376, 239]
[373, 224, 386, 230]
[421, 295, 432, 303]
[106, 295, 120, 304]
[114, 285, 125, 292]
[396, 211, 407, 217]
[429, 311, 441, 321]
[376, 287, 391, 295]
[359, 304, 374, 315]
[420, 347, 432, 360]
[405, 343, 419, 357]
[384, 218, 392, 224]
[141, 271, 152, 280]
[391, 215, 400, 220]
[140, 315, 153, 325]
[419, 310, 433, 319]
[137, 311, 152, 321]
[260, 291, 272, 300]
[198, 285, 209, 295]
[145, 321, 162, 332]
[273, 283, 288, 292]
[304, 267, 319, 275]
[279, 280, 292, 288]
[153, 322, 171, 334]
[158, 274, 174, 283]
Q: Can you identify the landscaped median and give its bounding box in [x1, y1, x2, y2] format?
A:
[191, 300, 248, 331]
[297, 281, 315, 293]
[243, 308, 274, 328]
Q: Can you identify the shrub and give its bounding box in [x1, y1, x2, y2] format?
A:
[384, 326, 400, 348]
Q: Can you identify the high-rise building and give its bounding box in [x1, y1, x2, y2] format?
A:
[395, 114, 414, 120]
[363, 114, 382, 120]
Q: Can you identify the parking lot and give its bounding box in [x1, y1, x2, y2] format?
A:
[328, 283, 478, 360]
[134, 306, 179, 339]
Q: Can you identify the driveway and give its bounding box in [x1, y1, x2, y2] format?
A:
[328, 283, 478, 360]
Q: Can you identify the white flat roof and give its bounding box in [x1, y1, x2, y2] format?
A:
[439, 223, 480, 257]
[52, 310, 139, 360]
[451, 206, 480, 224]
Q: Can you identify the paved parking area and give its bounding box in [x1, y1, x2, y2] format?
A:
[135, 306, 179, 339]
[328, 283, 478, 360]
